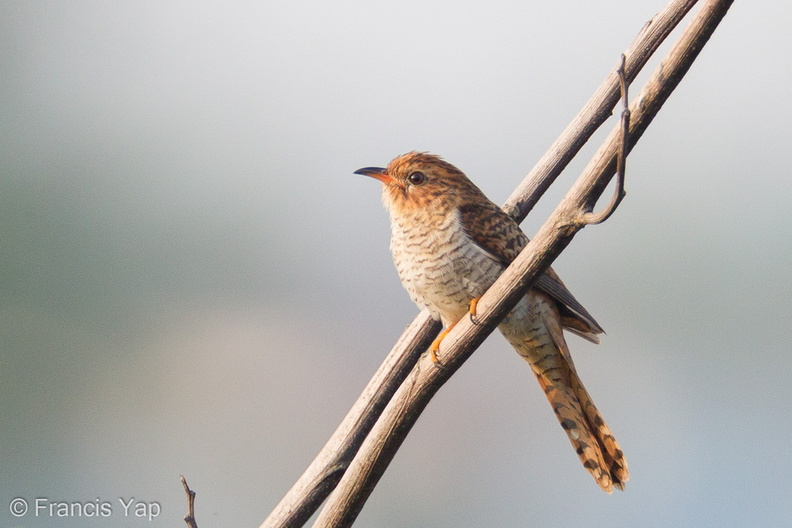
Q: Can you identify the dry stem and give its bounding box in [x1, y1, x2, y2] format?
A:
[181, 475, 198, 528]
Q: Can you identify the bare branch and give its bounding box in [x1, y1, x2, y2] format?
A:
[502, 0, 699, 222]
[259, 313, 439, 528]
[310, 1, 734, 526]
[181, 475, 198, 528]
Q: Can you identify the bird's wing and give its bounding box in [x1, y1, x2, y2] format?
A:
[458, 201, 528, 264]
[534, 270, 604, 339]
[458, 201, 604, 340]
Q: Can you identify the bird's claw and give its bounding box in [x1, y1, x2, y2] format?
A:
[468, 297, 482, 326]
[428, 325, 454, 367]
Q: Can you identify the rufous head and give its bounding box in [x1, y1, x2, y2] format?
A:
[354, 152, 481, 214]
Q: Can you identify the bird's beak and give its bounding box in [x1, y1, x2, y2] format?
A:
[354, 166, 404, 188]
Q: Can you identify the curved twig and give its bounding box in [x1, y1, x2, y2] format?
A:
[581, 54, 630, 226]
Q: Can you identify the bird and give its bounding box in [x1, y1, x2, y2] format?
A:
[354, 151, 628, 493]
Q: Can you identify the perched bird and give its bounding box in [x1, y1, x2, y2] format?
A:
[355, 152, 628, 492]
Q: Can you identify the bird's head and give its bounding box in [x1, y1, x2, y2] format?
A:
[354, 152, 481, 214]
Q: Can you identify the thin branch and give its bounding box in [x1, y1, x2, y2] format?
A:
[581, 54, 630, 226]
[310, 1, 734, 526]
[260, 1, 712, 527]
[259, 313, 439, 528]
[181, 475, 198, 528]
[502, 0, 699, 222]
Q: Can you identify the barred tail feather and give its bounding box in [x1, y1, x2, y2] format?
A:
[535, 360, 629, 492]
[500, 292, 628, 492]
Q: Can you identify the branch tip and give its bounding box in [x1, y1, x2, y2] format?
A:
[181, 475, 199, 528]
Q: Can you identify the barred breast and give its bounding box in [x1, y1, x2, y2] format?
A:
[389, 207, 504, 327]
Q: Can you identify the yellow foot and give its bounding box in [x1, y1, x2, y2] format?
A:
[429, 328, 449, 363]
[468, 297, 482, 325]
[428, 321, 457, 364]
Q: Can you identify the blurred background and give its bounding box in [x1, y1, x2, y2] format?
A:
[1, 1, 790, 527]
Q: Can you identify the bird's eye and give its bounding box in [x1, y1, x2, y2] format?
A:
[407, 171, 427, 185]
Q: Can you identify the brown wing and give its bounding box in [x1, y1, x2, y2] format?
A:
[458, 200, 527, 262]
[458, 200, 604, 340]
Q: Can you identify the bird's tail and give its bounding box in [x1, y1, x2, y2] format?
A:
[533, 353, 628, 492]
[500, 295, 629, 492]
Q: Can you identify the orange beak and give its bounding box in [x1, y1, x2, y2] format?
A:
[354, 166, 405, 189]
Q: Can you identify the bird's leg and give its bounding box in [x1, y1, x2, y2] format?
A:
[428, 297, 483, 363]
[429, 298, 483, 362]
[468, 297, 482, 326]
[428, 320, 459, 364]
